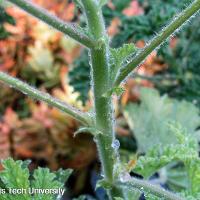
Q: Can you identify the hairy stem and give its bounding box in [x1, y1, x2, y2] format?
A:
[0, 72, 90, 125]
[5, 0, 96, 48]
[80, 0, 122, 199]
[114, 0, 200, 86]
[118, 178, 184, 200]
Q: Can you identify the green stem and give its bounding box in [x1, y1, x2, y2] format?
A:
[5, 0, 96, 48]
[0, 72, 90, 125]
[114, 0, 200, 86]
[118, 178, 185, 200]
[80, 0, 121, 199]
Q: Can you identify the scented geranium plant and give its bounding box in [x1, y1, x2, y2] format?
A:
[1, 0, 200, 199]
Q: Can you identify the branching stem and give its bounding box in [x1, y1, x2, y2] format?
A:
[80, 0, 123, 199]
[6, 0, 96, 48]
[0, 72, 90, 125]
[114, 0, 200, 86]
[118, 178, 185, 200]
[1, 0, 200, 200]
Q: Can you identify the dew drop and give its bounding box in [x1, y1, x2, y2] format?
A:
[111, 139, 120, 150]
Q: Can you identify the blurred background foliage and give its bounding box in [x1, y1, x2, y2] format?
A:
[0, 0, 200, 199]
[70, 0, 200, 107]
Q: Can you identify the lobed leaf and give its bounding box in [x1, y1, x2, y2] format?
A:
[0, 158, 30, 200]
[133, 123, 200, 198]
[110, 44, 137, 82]
[0, 158, 72, 200]
[124, 87, 200, 152]
[31, 168, 63, 200]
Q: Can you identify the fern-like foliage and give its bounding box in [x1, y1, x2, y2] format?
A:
[133, 123, 200, 199]
[110, 0, 187, 47]
[70, 0, 200, 107]
[0, 6, 15, 39]
[156, 15, 200, 107]
[110, 43, 137, 82]
[0, 158, 72, 200]
[111, 0, 200, 107]
[68, 50, 90, 104]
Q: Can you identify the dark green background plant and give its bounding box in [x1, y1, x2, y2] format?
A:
[0, 6, 15, 39]
[69, 0, 200, 108]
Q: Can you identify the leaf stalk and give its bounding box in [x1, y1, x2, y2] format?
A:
[114, 0, 200, 86]
[6, 0, 96, 48]
[118, 178, 185, 200]
[0, 72, 90, 125]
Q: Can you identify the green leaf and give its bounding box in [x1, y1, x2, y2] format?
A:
[0, 158, 30, 200]
[133, 123, 200, 198]
[54, 168, 73, 183]
[74, 127, 103, 137]
[0, 158, 72, 200]
[134, 123, 198, 177]
[0, 26, 9, 39]
[186, 159, 200, 195]
[165, 163, 189, 192]
[146, 194, 165, 200]
[134, 136, 198, 178]
[122, 188, 141, 200]
[110, 44, 137, 82]
[31, 168, 64, 200]
[181, 192, 200, 200]
[103, 86, 125, 97]
[0, 6, 16, 25]
[124, 87, 200, 152]
[0, 193, 9, 200]
[96, 179, 112, 190]
[21, 160, 31, 169]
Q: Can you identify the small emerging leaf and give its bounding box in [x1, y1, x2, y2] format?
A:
[103, 86, 125, 97]
[110, 44, 137, 82]
[74, 127, 103, 137]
